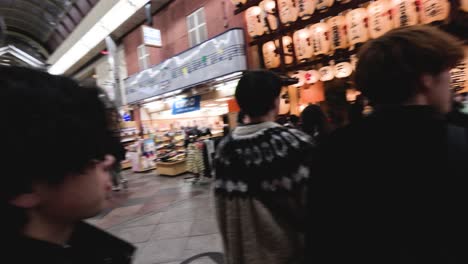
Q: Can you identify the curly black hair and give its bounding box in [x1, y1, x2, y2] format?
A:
[0, 66, 120, 232]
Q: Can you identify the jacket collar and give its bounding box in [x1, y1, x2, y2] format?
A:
[232, 121, 281, 139]
[372, 105, 445, 121]
[13, 222, 135, 261]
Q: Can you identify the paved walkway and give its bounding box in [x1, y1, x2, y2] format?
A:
[87, 170, 223, 264]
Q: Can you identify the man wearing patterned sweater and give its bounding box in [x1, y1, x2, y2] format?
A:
[214, 70, 315, 264]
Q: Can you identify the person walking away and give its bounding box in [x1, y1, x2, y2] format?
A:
[448, 92, 468, 128]
[1, 66, 135, 264]
[214, 70, 315, 264]
[300, 104, 330, 143]
[308, 26, 468, 264]
[307, 25, 467, 263]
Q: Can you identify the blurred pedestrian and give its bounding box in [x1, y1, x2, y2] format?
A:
[348, 94, 366, 123]
[448, 92, 468, 128]
[307, 26, 467, 263]
[288, 114, 300, 128]
[1, 66, 135, 263]
[300, 104, 329, 143]
[215, 70, 315, 264]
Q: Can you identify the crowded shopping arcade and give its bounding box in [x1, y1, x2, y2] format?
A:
[1, 0, 468, 263]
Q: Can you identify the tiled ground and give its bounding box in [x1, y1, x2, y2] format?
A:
[87, 170, 223, 264]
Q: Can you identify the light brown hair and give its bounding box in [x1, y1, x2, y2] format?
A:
[355, 25, 464, 105]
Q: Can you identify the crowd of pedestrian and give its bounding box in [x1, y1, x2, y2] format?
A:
[2, 25, 467, 264]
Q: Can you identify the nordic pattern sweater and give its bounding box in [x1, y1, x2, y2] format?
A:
[214, 122, 315, 264]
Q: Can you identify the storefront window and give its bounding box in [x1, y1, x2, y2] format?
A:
[187, 8, 208, 47]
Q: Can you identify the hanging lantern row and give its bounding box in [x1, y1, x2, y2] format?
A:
[289, 56, 357, 86]
[259, 0, 454, 69]
[245, 0, 455, 40]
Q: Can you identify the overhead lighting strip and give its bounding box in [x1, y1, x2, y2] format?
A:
[49, 0, 149, 75]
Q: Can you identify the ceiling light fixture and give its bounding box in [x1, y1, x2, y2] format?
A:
[48, 0, 150, 75]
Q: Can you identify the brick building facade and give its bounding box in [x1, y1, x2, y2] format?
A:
[122, 0, 257, 77]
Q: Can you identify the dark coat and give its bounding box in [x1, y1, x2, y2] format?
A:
[6, 222, 135, 264]
[307, 106, 468, 264]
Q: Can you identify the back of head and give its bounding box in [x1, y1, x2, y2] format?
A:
[235, 70, 282, 118]
[289, 115, 300, 126]
[301, 104, 327, 136]
[355, 25, 464, 106]
[0, 66, 117, 233]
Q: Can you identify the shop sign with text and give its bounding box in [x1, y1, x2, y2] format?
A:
[172, 95, 201, 115]
[142, 25, 162, 47]
[125, 28, 247, 104]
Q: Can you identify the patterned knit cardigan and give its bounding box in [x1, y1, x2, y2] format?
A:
[214, 122, 315, 264]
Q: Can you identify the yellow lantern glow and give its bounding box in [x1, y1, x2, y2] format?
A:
[367, 0, 393, 39]
[419, 0, 450, 24]
[346, 8, 369, 46]
[278, 0, 299, 25]
[319, 66, 335, 81]
[450, 46, 468, 93]
[263, 41, 280, 69]
[260, 0, 279, 31]
[316, 0, 335, 12]
[327, 16, 348, 50]
[461, 0, 468, 12]
[246, 6, 266, 38]
[309, 22, 331, 56]
[390, 0, 419, 28]
[296, 0, 317, 20]
[293, 28, 314, 62]
[282, 36, 294, 65]
[334, 62, 353, 78]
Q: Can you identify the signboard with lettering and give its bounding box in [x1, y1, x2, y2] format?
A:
[142, 25, 162, 47]
[125, 28, 247, 104]
[172, 95, 201, 115]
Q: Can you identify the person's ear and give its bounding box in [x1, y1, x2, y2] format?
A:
[9, 191, 41, 209]
[420, 73, 435, 92]
[275, 96, 280, 108]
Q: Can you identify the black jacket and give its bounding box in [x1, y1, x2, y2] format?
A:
[6, 222, 135, 264]
[307, 106, 468, 263]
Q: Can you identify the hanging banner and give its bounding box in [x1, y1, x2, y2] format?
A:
[172, 95, 201, 115]
[125, 29, 247, 104]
